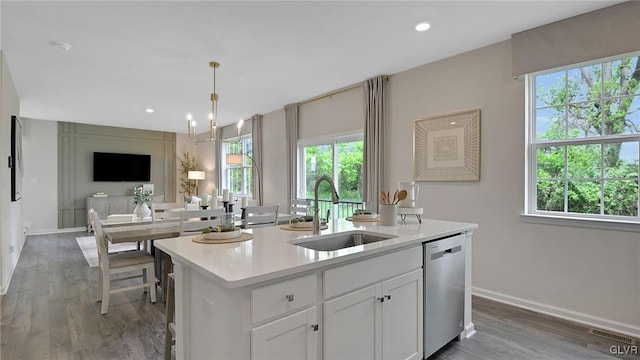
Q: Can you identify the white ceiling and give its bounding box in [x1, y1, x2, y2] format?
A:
[1, 1, 621, 134]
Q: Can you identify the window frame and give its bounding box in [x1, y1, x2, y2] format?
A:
[222, 134, 253, 196]
[297, 131, 363, 200]
[523, 52, 640, 231]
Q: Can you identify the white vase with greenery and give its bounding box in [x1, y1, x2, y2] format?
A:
[133, 186, 152, 219]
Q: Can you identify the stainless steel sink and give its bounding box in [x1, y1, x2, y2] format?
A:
[289, 231, 397, 251]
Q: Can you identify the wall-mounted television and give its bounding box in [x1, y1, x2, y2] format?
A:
[93, 152, 151, 182]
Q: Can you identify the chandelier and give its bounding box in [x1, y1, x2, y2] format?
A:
[187, 61, 220, 143]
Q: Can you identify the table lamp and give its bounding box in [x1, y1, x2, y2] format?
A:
[188, 170, 205, 196]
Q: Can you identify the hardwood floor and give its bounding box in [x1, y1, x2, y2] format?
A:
[1, 232, 638, 359]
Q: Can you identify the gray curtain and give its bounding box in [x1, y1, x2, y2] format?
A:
[251, 114, 263, 205]
[363, 76, 385, 213]
[285, 103, 299, 212]
[214, 127, 223, 199]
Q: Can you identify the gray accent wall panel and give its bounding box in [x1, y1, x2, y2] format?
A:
[58, 122, 176, 228]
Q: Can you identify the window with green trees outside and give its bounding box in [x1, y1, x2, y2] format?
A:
[298, 133, 363, 217]
[529, 53, 640, 219]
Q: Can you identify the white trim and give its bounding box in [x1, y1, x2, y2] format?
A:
[520, 213, 640, 232]
[0, 252, 19, 295]
[462, 323, 476, 339]
[473, 286, 640, 339]
[26, 227, 86, 236]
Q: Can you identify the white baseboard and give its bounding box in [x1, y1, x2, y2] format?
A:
[473, 286, 640, 339]
[463, 322, 476, 339]
[26, 227, 87, 236]
[0, 251, 19, 295]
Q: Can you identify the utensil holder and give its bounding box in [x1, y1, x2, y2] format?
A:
[379, 204, 398, 226]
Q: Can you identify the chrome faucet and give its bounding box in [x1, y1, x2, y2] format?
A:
[313, 175, 340, 234]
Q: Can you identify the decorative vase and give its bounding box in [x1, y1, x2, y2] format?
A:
[379, 204, 398, 226]
[134, 202, 151, 219]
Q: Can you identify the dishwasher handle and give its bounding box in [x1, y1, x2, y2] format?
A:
[430, 245, 462, 260]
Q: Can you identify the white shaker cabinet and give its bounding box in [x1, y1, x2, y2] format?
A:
[324, 269, 423, 360]
[324, 284, 380, 359]
[251, 307, 318, 360]
[382, 269, 423, 360]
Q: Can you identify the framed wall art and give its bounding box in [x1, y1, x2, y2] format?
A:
[413, 109, 480, 181]
[11, 115, 23, 201]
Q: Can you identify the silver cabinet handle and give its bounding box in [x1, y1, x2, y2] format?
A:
[285, 294, 294, 302]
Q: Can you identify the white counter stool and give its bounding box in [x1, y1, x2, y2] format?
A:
[398, 207, 423, 223]
[164, 273, 176, 360]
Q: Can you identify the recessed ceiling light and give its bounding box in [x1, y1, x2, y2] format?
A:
[415, 22, 431, 32]
[47, 41, 72, 51]
[450, 122, 456, 125]
[145, 108, 154, 113]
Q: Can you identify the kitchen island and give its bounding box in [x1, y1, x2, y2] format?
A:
[155, 218, 477, 359]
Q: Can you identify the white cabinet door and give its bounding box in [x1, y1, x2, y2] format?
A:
[324, 284, 381, 360]
[382, 269, 423, 360]
[251, 307, 318, 360]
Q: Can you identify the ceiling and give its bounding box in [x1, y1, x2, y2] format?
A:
[1, 1, 622, 134]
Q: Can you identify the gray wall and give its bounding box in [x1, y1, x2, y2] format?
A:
[258, 41, 640, 338]
[22, 118, 58, 233]
[0, 51, 23, 293]
[58, 122, 176, 228]
[386, 40, 639, 336]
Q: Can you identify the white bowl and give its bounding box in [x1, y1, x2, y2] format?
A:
[203, 228, 242, 239]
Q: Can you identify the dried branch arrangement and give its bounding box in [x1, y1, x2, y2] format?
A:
[178, 152, 198, 197]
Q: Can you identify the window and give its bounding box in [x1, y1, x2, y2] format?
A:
[527, 53, 640, 221]
[298, 133, 363, 217]
[223, 135, 253, 196]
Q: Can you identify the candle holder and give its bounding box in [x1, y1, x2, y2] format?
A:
[223, 201, 229, 212]
[241, 207, 247, 219]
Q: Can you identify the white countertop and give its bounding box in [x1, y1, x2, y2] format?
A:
[154, 218, 477, 288]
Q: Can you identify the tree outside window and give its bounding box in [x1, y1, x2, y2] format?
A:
[299, 135, 363, 217]
[530, 54, 640, 218]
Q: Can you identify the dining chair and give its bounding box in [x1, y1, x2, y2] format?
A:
[164, 273, 176, 360]
[151, 202, 184, 223]
[290, 198, 310, 216]
[179, 208, 224, 235]
[89, 208, 156, 315]
[242, 205, 279, 229]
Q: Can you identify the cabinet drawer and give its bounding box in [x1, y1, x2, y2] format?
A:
[252, 274, 317, 324]
[324, 247, 422, 299]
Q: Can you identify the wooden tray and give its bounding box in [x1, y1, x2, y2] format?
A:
[192, 232, 254, 244]
[346, 216, 380, 222]
[280, 224, 328, 231]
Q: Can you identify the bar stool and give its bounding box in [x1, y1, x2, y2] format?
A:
[164, 273, 175, 360]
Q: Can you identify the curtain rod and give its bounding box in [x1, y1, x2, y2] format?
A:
[299, 75, 389, 105]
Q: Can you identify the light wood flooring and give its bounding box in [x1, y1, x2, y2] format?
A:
[1, 232, 638, 359]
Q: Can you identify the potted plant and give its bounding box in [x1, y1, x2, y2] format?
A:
[133, 186, 152, 219]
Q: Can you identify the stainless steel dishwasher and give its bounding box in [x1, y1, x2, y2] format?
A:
[424, 233, 465, 358]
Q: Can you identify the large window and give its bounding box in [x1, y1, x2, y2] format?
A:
[298, 133, 363, 217]
[223, 135, 253, 196]
[527, 53, 640, 221]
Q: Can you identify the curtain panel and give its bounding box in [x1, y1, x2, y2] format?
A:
[251, 114, 264, 205]
[285, 103, 299, 212]
[363, 76, 385, 213]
